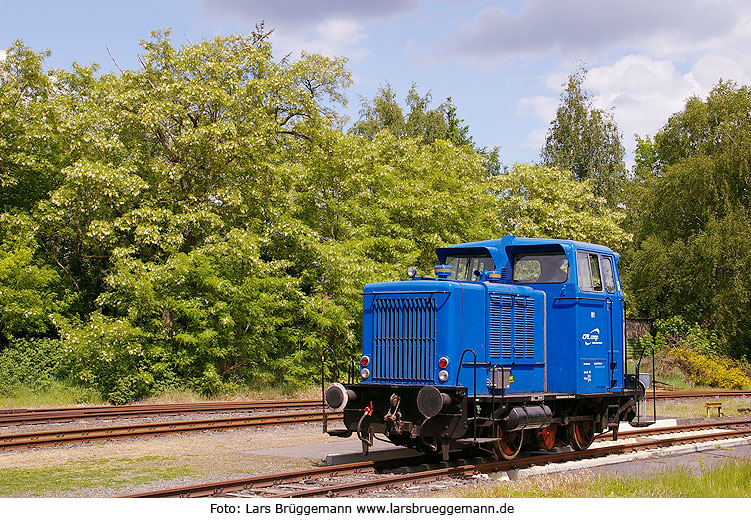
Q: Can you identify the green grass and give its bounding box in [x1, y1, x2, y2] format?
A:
[627, 358, 697, 390]
[0, 382, 320, 409]
[647, 397, 751, 418]
[143, 384, 320, 404]
[656, 373, 697, 389]
[451, 457, 751, 497]
[0, 381, 103, 409]
[0, 457, 199, 497]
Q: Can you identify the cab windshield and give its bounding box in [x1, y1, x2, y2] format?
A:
[513, 252, 569, 284]
[444, 255, 495, 281]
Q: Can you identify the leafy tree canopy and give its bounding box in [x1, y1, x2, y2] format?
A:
[0, 31, 628, 401]
[352, 82, 473, 147]
[626, 81, 751, 357]
[541, 66, 627, 205]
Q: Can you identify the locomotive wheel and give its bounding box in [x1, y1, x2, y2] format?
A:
[493, 427, 524, 460]
[536, 424, 557, 450]
[568, 420, 595, 451]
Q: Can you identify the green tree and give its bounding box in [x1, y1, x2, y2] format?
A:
[352, 84, 473, 147]
[492, 163, 629, 250]
[352, 83, 406, 139]
[0, 41, 66, 213]
[39, 28, 353, 397]
[0, 214, 61, 345]
[0, 31, 629, 402]
[541, 66, 627, 205]
[626, 81, 751, 357]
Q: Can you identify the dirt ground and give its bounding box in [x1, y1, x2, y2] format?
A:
[0, 421, 336, 497]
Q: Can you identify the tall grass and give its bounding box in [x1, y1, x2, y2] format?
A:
[451, 457, 751, 497]
[0, 381, 103, 409]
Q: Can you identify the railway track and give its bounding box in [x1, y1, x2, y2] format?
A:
[647, 390, 751, 400]
[0, 399, 321, 427]
[0, 410, 342, 451]
[2, 390, 749, 427]
[0, 390, 748, 452]
[123, 419, 751, 498]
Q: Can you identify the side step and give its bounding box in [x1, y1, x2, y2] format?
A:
[326, 429, 353, 438]
[456, 437, 503, 444]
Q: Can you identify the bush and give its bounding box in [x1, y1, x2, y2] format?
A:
[655, 316, 726, 356]
[61, 313, 163, 404]
[669, 346, 751, 389]
[0, 337, 65, 395]
[634, 317, 751, 389]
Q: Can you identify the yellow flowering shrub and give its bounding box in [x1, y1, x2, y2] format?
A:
[669, 347, 751, 389]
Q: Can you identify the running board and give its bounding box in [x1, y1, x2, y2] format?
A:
[456, 437, 503, 444]
[326, 429, 353, 438]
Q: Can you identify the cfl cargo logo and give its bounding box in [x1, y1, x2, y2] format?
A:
[581, 328, 603, 346]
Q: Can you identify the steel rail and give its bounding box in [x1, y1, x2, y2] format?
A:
[2, 390, 750, 427]
[0, 411, 342, 451]
[123, 421, 751, 498]
[122, 457, 421, 498]
[646, 390, 751, 399]
[0, 399, 322, 427]
[595, 418, 751, 440]
[273, 427, 751, 498]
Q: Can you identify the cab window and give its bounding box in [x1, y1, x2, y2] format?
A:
[602, 256, 616, 293]
[444, 255, 494, 281]
[513, 252, 569, 284]
[577, 251, 603, 292]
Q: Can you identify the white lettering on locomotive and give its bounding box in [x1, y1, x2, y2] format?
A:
[581, 328, 603, 346]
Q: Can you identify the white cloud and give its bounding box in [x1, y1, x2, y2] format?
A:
[202, 0, 418, 29]
[0, 49, 6, 62]
[520, 55, 710, 159]
[586, 56, 702, 157]
[437, 0, 751, 63]
[516, 95, 559, 152]
[691, 53, 751, 88]
[517, 95, 557, 122]
[519, 126, 548, 152]
[201, 0, 406, 60]
[272, 18, 369, 59]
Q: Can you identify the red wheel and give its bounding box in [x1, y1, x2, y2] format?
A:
[568, 420, 595, 451]
[536, 424, 557, 450]
[493, 427, 524, 460]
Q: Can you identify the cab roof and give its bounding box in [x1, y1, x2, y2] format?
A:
[435, 235, 617, 266]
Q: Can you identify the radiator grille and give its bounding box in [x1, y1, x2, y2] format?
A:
[372, 297, 435, 382]
[489, 294, 535, 359]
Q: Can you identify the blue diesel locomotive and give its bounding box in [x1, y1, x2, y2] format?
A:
[323, 236, 645, 460]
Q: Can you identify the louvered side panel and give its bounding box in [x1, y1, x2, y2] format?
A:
[501, 296, 513, 358]
[489, 294, 501, 358]
[525, 297, 535, 358]
[514, 297, 526, 358]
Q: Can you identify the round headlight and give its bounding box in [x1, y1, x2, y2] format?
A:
[438, 370, 449, 382]
[438, 356, 449, 369]
[407, 266, 418, 278]
[360, 368, 370, 380]
[361, 355, 370, 367]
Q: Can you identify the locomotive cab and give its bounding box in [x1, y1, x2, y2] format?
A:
[323, 235, 645, 460]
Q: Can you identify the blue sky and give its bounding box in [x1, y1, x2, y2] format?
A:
[3, 1, 751, 166]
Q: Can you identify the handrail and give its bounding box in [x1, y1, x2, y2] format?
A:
[320, 347, 340, 434]
[553, 296, 610, 302]
[456, 348, 478, 442]
[360, 291, 451, 295]
[634, 338, 657, 425]
[607, 297, 615, 388]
